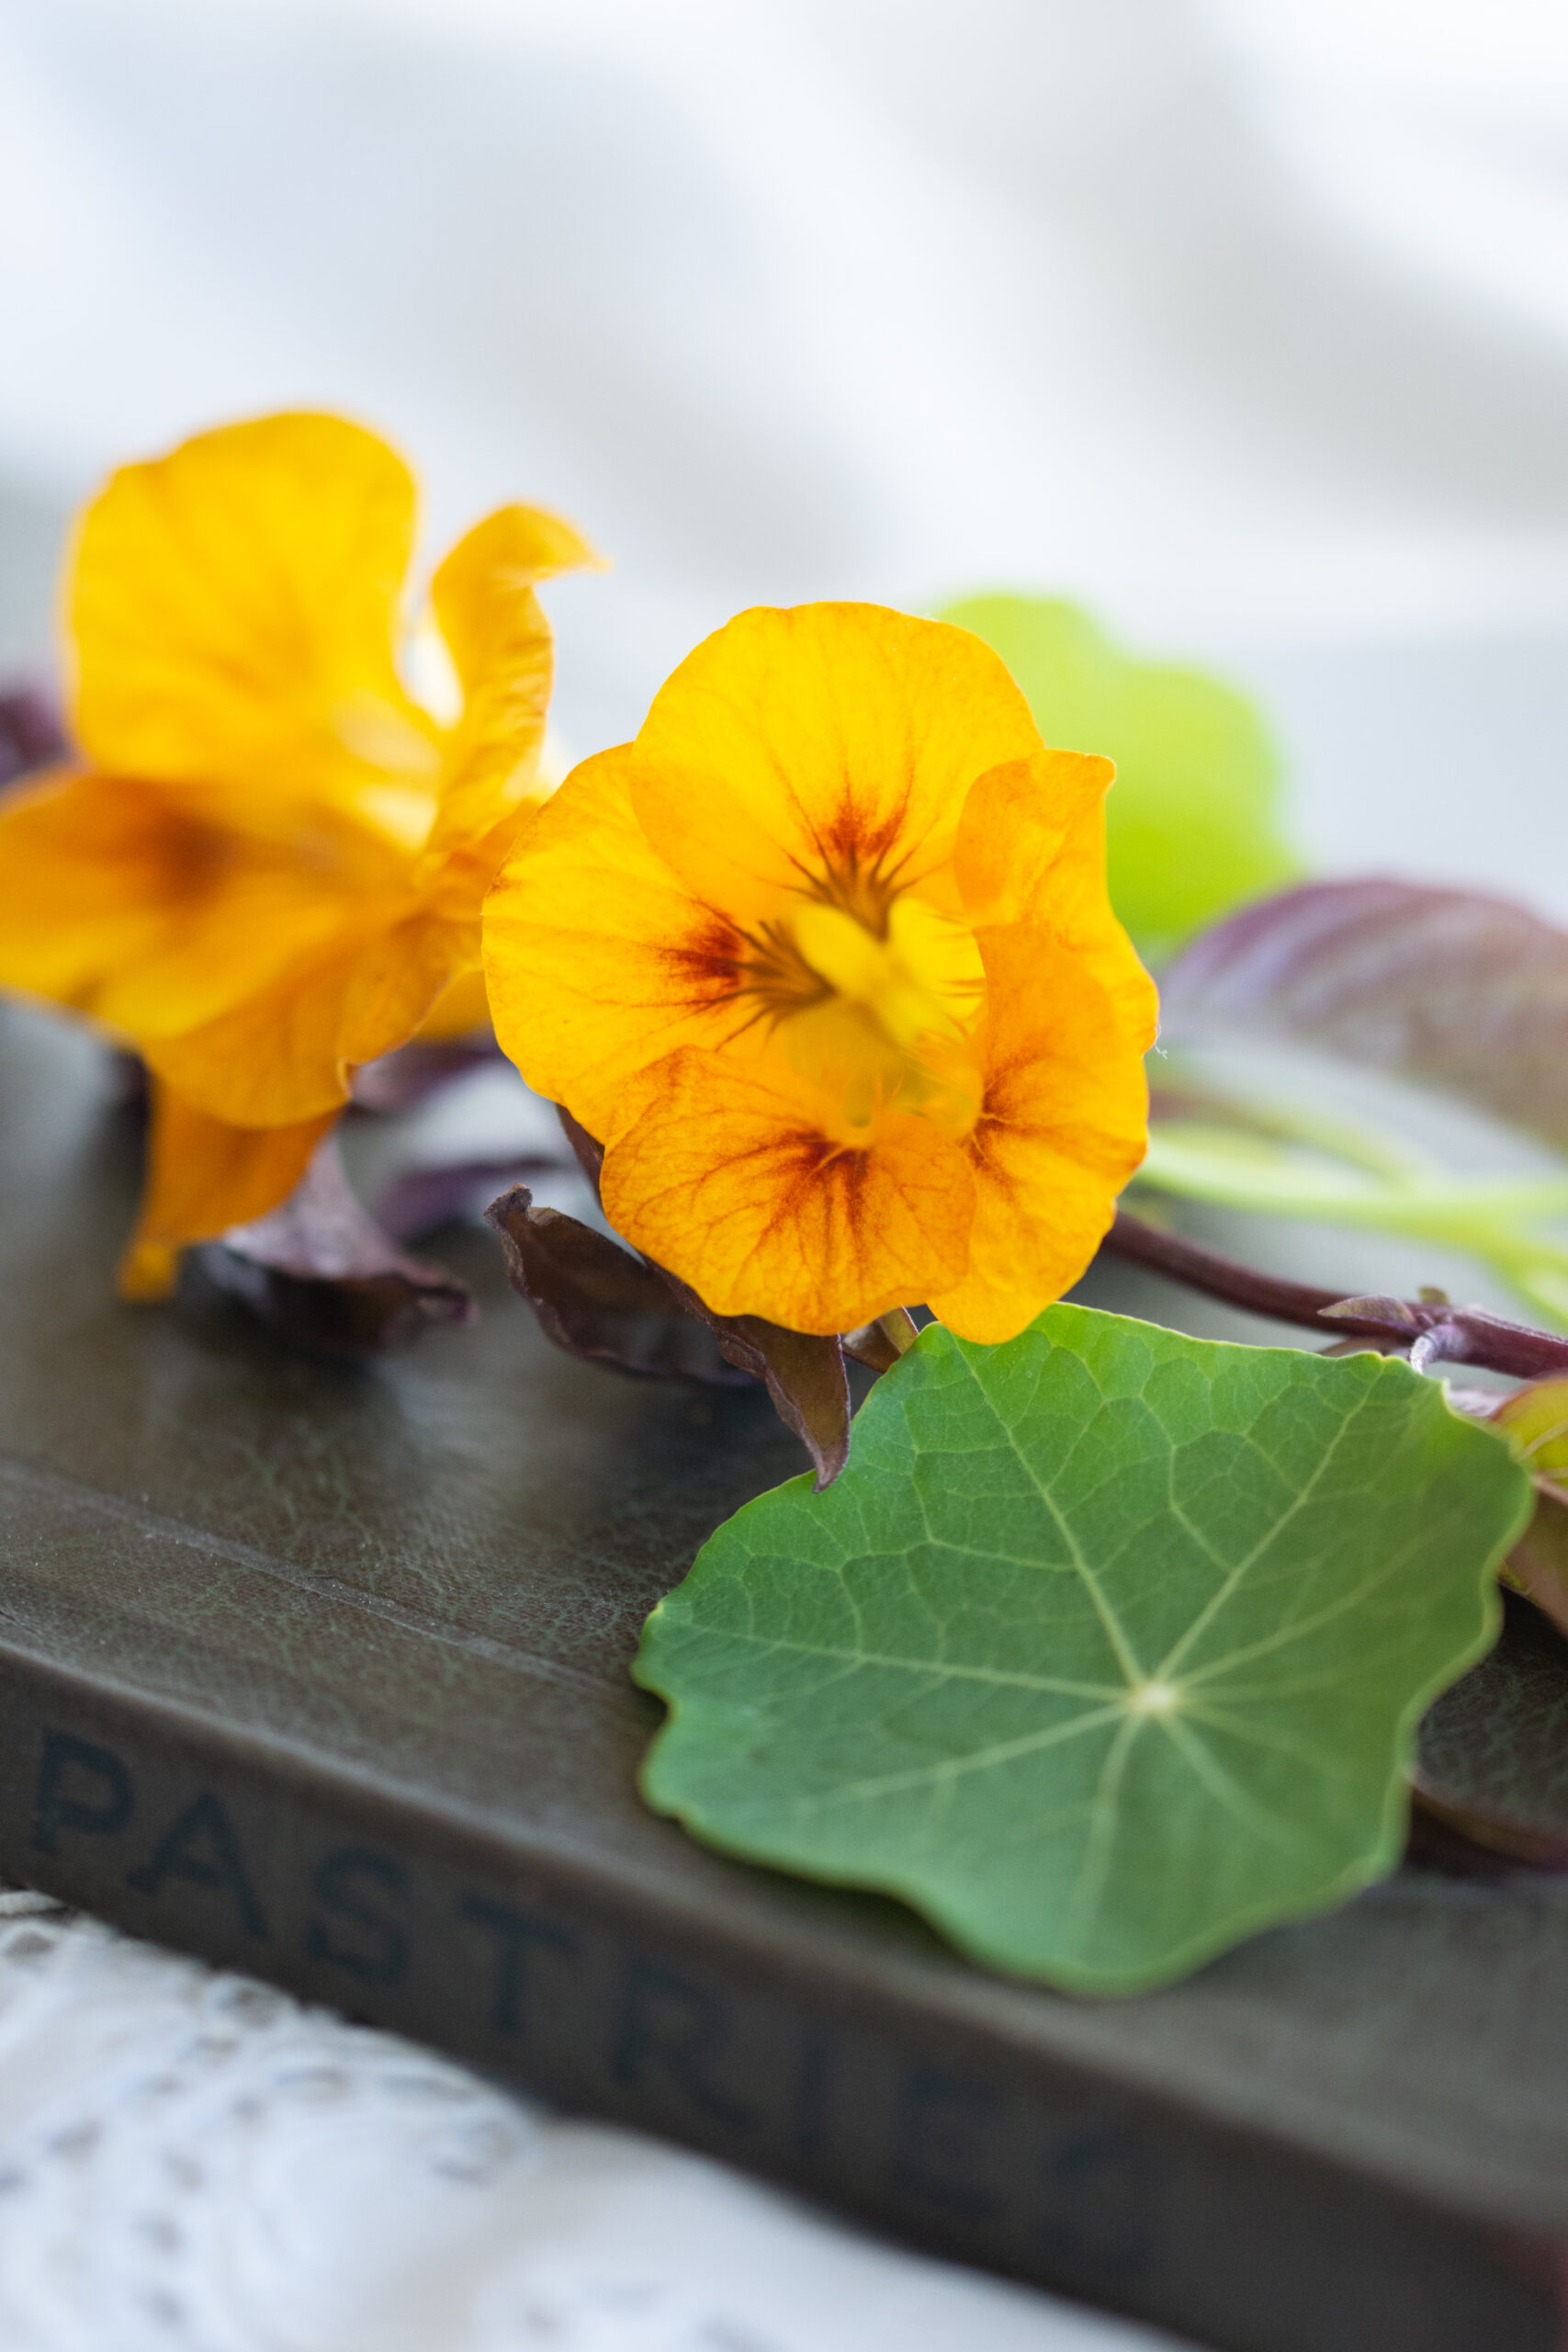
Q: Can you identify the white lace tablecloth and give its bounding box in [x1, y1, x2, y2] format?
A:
[0, 1890, 1184, 2352]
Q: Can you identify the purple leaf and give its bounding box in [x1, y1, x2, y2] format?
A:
[1161, 877, 1568, 1149]
[377, 1155, 568, 1243]
[557, 1102, 606, 1192]
[484, 1187, 752, 1386]
[841, 1310, 920, 1372]
[350, 1036, 504, 1114]
[659, 1278, 852, 1489]
[202, 1134, 473, 1355]
[489, 1152, 855, 1489]
[0, 684, 67, 790]
[548, 1107, 852, 1481]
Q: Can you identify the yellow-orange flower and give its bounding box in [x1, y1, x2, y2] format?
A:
[0, 412, 593, 1296]
[484, 602, 1156, 1341]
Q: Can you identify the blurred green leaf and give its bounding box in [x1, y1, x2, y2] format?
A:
[636, 1306, 1526, 1993]
[940, 594, 1299, 961]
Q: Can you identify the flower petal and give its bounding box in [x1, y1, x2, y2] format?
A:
[143, 906, 457, 1124]
[601, 1047, 975, 1334]
[118, 1083, 335, 1300]
[0, 769, 194, 1011]
[71, 412, 437, 836]
[629, 604, 1042, 925]
[956, 750, 1159, 1039]
[926, 925, 1152, 1343]
[0, 769, 370, 1040]
[954, 748, 1114, 925]
[484, 744, 765, 1134]
[426, 501, 599, 857]
[413, 963, 491, 1040]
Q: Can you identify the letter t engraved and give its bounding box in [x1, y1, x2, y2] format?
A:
[457, 1894, 575, 2038]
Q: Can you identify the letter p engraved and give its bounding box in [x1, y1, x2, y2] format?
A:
[612, 1961, 754, 2131]
[32, 1732, 133, 1856]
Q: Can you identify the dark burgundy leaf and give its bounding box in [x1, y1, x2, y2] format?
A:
[377, 1155, 567, 1243]
[491, 1143, 855, 1488]
[485, 1187, 751, 1385]
[1410, 1593, 1568, 1872]
[0, 684, 67, 789]
[841, 1308, 920, 1373]
[350, 1036, 503, 1114]
[1160, 877, 1568, 1150]
[660, 1280, 852, 1490]
[106, 1051, 150, 1117]
[556, 1102, 605, 1191]
[202, 1135, 473, 1355]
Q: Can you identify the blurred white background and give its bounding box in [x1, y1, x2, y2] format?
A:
[4, 0, 1568, 910]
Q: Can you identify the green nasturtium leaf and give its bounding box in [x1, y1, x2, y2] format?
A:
[937, 594, 1299, 962]
[635, 1306, 1530, 1994]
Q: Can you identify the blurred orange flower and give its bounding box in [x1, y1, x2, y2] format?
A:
[484, 602, 1156, 1341]
[0, 412, 593, 1296]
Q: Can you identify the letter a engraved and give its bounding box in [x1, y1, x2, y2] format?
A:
[33, 1732, 133, 1854]
[127, 1793, 269, 1939]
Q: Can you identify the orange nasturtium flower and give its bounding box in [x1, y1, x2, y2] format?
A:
[484, 603, 1157, 1342]
[0, 412, 593, 1297]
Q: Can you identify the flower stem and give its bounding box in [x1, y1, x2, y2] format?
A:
[1100, 1209, 1568, 1383]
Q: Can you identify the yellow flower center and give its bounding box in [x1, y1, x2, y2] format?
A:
[792, 896, 979, 1049]
[738, 889, 984, 1136]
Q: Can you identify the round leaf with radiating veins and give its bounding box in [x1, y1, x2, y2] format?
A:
[635, 1306, 1531, 1993]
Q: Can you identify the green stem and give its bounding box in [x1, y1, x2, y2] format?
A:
[1137, 1133, 1568, 1331]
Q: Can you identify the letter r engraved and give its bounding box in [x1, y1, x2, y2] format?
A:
[888, 2065, 1002, 2220]
[127, 1793, 268, 1939]
[612, 1960, 754, 2130]
[307, 1849, 409, 1986]
[32, 1732, 133, 1855]
[457, 1894, 574, 2038]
